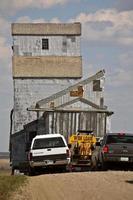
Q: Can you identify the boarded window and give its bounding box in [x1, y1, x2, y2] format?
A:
[67, 36, 76, 42]
[93, 80, 102, 91]
[42, 38, 49, 50]
[71, 36, 76, 42]
[62, 37, 67, 52]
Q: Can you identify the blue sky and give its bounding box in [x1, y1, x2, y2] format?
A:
[0, 0, 133, 151]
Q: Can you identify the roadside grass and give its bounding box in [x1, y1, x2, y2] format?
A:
[0, 173, 27, 200]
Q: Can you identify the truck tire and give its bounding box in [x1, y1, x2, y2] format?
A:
[28, 167, 35, 176]
[61, 166, 67, 173]
[101, 161, 108, 171]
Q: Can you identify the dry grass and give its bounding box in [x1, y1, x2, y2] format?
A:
[0, 159, 27, 200]
[0, 174, 27, 200]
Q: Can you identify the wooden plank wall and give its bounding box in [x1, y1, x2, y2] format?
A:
[44, 111, 106, 141]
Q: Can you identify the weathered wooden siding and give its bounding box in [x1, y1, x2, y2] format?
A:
[12, 23, 81, 35]
[11, 131, 27, 167]
[36, 71, 105, 110]
[12, 56, 82, 78]
[37, 111, 107, 140]
[13, 35, 80, 56]
[12, 23, 82, 133]
[13, 78, 78, 132]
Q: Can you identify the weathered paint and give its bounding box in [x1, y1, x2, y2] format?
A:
[10, 23, 113, 170]
[13, 78, 78, 132]
[12, 56, 82, 78]
[36, 111, 107, 140]
[12, 23, 82, 133]
[35, 71, 105, 110]
[12, 23, 81, 35]
[13, 35, 80, 56]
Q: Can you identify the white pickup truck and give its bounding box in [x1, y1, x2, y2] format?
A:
[27, 134, 70, 175]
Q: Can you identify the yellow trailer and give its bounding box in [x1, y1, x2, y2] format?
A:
[68, 130, 96, 171]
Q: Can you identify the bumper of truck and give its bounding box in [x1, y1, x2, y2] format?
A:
[103, 155, 133, 163]
[30, 159, 69, 167]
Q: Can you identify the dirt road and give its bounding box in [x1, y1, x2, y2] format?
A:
[13, 171, 133, 200]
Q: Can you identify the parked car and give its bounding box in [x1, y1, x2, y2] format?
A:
[95, 133, 133, 170]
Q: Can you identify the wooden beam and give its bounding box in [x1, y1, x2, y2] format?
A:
[56, 97, 102, 109]
[36, 70, 105, 107]
[27, 107, 113, 115]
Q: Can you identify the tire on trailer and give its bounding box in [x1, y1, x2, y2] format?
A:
[90, 156, 99, 171]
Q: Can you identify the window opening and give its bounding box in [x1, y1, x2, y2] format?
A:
[42, 38, 49, 50]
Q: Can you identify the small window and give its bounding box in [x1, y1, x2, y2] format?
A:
[93, 80, 102, 91]
[63, 40, 67, 46]
[42, 38, 49, 50]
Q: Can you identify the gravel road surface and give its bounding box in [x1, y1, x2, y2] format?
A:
[13, 171, 133, 200]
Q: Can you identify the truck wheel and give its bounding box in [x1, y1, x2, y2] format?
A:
[62, 166, 67, 173]
[90, 156, 98, 171]
[101, 161, 108, 171]
[28, 167, 35, 176]
[57, 166, 66, 173]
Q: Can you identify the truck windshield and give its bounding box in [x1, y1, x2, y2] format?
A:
[106, 135, 133, 144]
[33, 137, 66, 149]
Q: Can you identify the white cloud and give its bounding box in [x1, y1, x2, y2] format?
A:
[33, 0, 68, 8]
[115, 70, 133, 86]
[117, 0, 133, 11]
[119, 51, 133, 69]
[0, 17, 10, 37]
[0, 18, 11, 64]
[107, 68, 133, 88]
[109, 51, 133, 87]
[49, 17, 61, 23]
[16, 9, 133, 47]
[16, 16, 61, 23]
[0, 0, 69, 15]
[70, 9, 133, 46]
[16, 16, 32, 23]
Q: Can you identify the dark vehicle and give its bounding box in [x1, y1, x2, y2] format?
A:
[97, 133, 133, 170]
